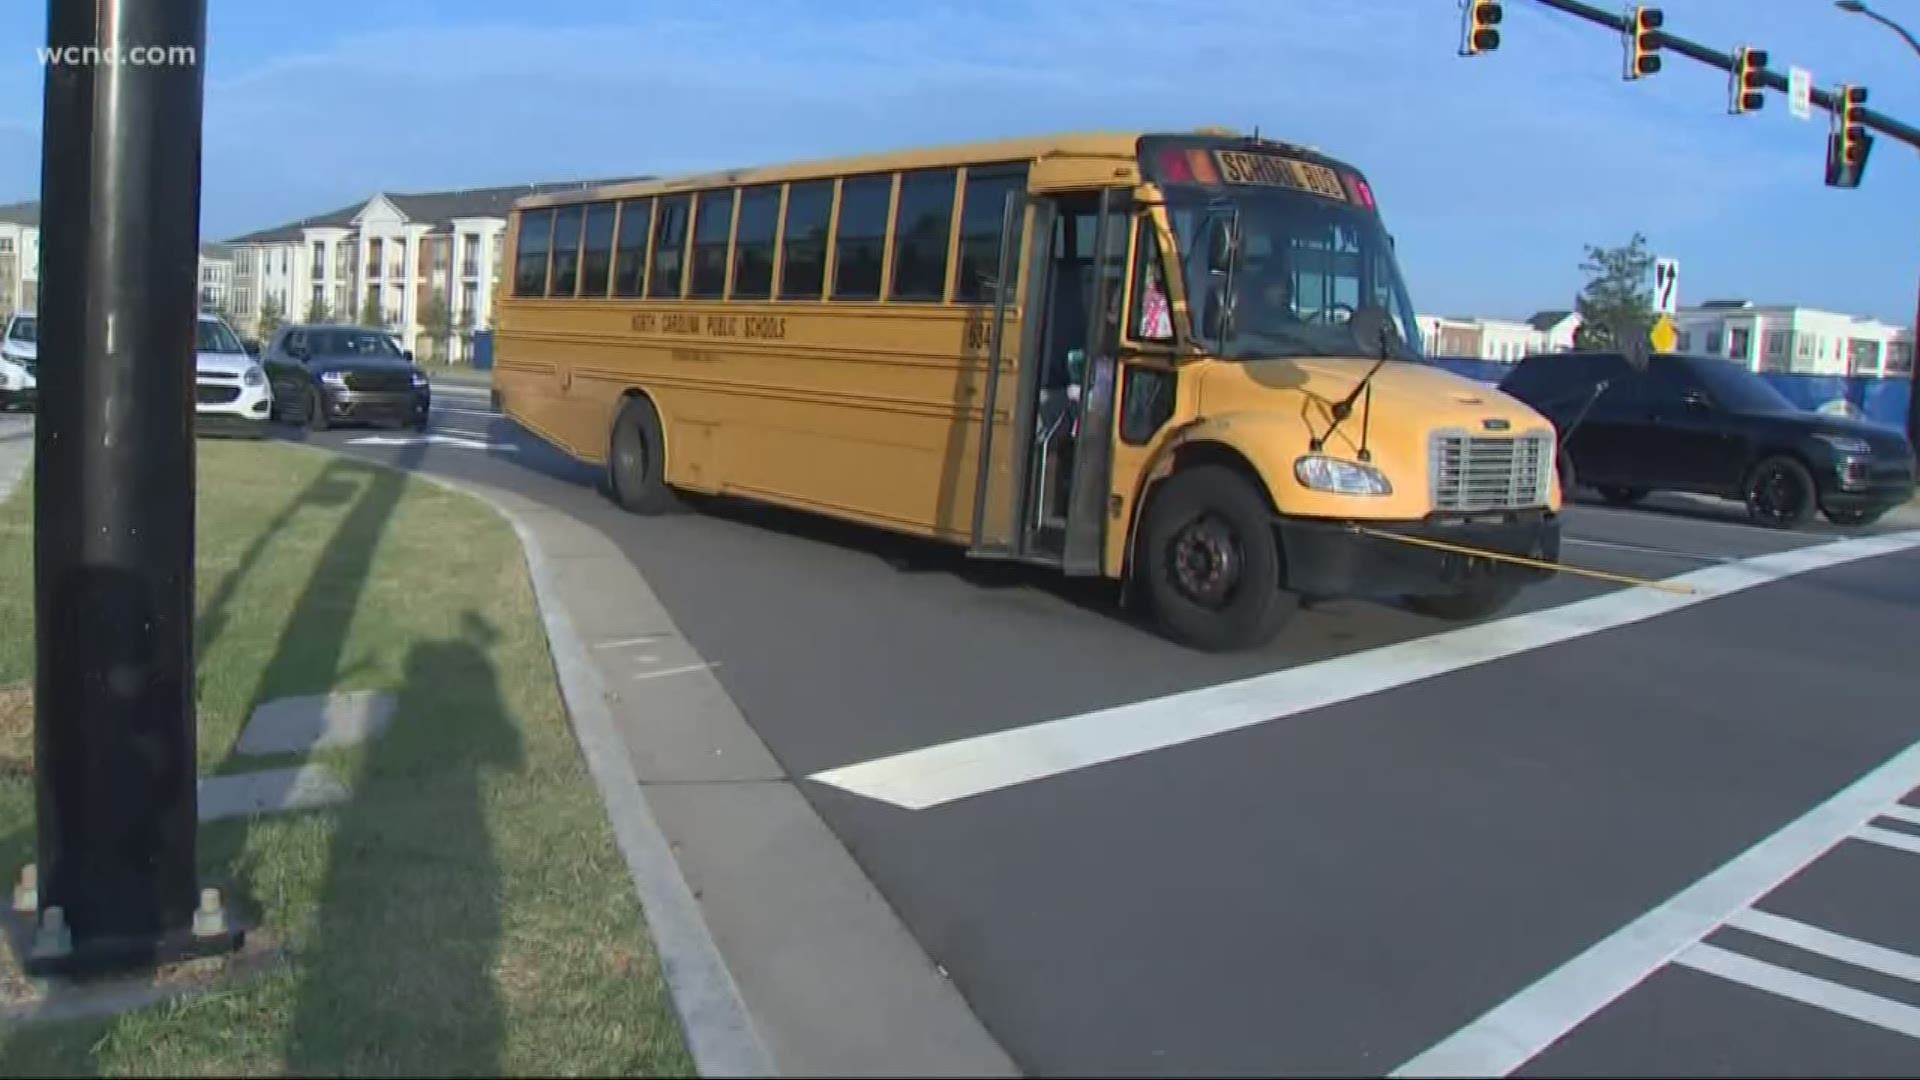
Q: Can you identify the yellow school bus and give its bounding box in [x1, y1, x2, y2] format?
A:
[494, 129, 1564, 651]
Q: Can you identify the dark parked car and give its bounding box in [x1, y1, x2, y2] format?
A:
[261, 323, 430, 432]
[1499, 350, 1916, 528]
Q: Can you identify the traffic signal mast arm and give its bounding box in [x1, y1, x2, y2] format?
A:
[1526, 0, 1920, 151]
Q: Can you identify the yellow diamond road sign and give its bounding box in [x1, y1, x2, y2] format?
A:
[1649, 315, 1678, 353]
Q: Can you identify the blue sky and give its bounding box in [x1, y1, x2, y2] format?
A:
[1, 0, 1918, 323]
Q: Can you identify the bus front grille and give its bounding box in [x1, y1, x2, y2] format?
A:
[1430, 430, 1553, 512]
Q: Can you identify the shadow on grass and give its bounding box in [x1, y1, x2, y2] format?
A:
[282, 610, 522, 1075]
[3, 441, 523, 1075]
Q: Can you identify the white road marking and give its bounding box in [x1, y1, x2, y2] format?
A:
[1675, 942, 1920, 1041]
[595, 634, 669, 650]
[1854, 824, 1920, 858]
[433, 406, 500, 418]
[1727, 908, 1920, 985]
[633, 661, 719, 682]
[431, 426, 495, 439]
[810, 530, 1920, 812]
[1878, 803, 1920, 827]
[346, 433, 517, 452]
[1562, 536, 1732, 563]
[1389, 735, 1920, 1078]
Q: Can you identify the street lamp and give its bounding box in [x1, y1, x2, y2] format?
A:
[1836, 0, 1920, 447]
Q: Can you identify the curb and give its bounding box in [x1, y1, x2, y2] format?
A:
[281, 442, 775, 1078]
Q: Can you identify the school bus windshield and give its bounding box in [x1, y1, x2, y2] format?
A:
[1167, 190, 1424, 363]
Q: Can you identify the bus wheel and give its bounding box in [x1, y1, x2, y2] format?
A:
[607, 396, 677, 515]
[1141, 466, 1296, 652]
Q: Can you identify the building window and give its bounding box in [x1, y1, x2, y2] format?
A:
[687, 190, 736, 300]
[832, 174, 893, 301]
[954, 165, 1029, 302]
[1797, 333, 1813, 359]
[1705, 330, 1723, 355]
[648, 195, 692, 299]
[1675, 331, 1692, 352]
[432, 238, 449, 274]
[311, 241, 325, 276]
[461, 282, 479, 321]
[1728, 327, 1750, 360]
[0, 239, 13, 254]
[777, 181, 833, 301]
[730, 186, 780, 301]
[462, 233, 482, 277]
[368, 237, 384, 279]
[1763, 329, 1787, 361]
[890, 169, 957, 302]
[613, 199, 652, 298]
[1887, 341, 1914, 374]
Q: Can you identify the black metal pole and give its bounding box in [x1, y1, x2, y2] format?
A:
[31, 0, 210, 973]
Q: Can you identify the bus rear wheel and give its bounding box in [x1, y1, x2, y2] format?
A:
[607, 396, 677, 515]
[1141, 466, 1296, 652]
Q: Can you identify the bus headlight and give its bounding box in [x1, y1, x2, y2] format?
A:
[1294, 454, 1393, 496]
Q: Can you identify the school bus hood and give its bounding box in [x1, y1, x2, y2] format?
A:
[1199, 357, 1551, 434]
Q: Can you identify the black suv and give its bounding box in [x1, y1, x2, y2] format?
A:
[261, 323, 431, 431]
[1499, 351, 1916, 528]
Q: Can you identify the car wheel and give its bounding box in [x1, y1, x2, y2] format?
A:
[1404, 578, 1523, 622]
[606, 395, 677, 515]
[1823, 506, 1888, 527]
[304, 386, 330, 432]
[1744, 455, 1816, 529]
[1596, 485, 1649, 507]
[1140, 466, 1296, 652]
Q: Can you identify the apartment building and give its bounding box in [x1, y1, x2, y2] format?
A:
[225, 177, 642, 361]
[2, 200, 237, 322]
[1672, 300, 1914, 377]
[1417, 310, 1582, 361]
[0, 201, 41, 318]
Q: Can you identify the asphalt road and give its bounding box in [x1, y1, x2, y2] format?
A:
[301, 387, 1920, 1077]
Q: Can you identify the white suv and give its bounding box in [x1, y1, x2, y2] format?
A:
[195, 313, 273, 435]
[0, 312, 35, 411]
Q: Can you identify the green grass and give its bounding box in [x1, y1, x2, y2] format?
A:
[0, 441, 692, 1076]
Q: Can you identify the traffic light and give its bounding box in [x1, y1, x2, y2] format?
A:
[1827, 84, 1873, 188]
[1460, 0, 1502, 56]
[1625, 6, 1663, 79]
[1729, 46, 1768, 114]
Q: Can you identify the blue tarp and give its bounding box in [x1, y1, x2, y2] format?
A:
[1426, 356, 1913, 433]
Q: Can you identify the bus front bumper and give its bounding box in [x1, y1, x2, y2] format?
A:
[1277, 509, 1562, 601]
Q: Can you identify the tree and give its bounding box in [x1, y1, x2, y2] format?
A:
[419, 289, 453, 365]
[305, 295, 332, 324]
[1573, 233, 1656, 352]
[358, 293, 384, 329]
[257, 294, 284, 341]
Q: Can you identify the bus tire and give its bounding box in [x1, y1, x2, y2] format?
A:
[1140, 466, 1296, 652]
[607, 396, 677, 515]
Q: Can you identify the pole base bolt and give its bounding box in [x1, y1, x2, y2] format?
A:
[31, 905, 72, 961]
[12, 864, 36, 914]
[192, 887, 228, 938]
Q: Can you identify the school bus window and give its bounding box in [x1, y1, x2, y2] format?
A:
[954, 165, 1029, 302]
[648, 194, 691, 299]
[732, 186, 780, 301]
[890, 168, 956, 302]
[580, 202, 617, 299]
[613, 198, 652, 298]
[513, 208, 553, 297]
[1129, 217, 1173, 343]
[688, 190, 735, 300]
[778, 181, 833, 301]
[831, 174, 893, 301]
[549, 204, 585, 298]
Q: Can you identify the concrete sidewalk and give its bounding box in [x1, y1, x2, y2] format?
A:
[368, 461, 1020, 1079]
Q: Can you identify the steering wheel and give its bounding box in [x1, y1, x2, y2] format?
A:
[1323, 302, 1357, 326]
